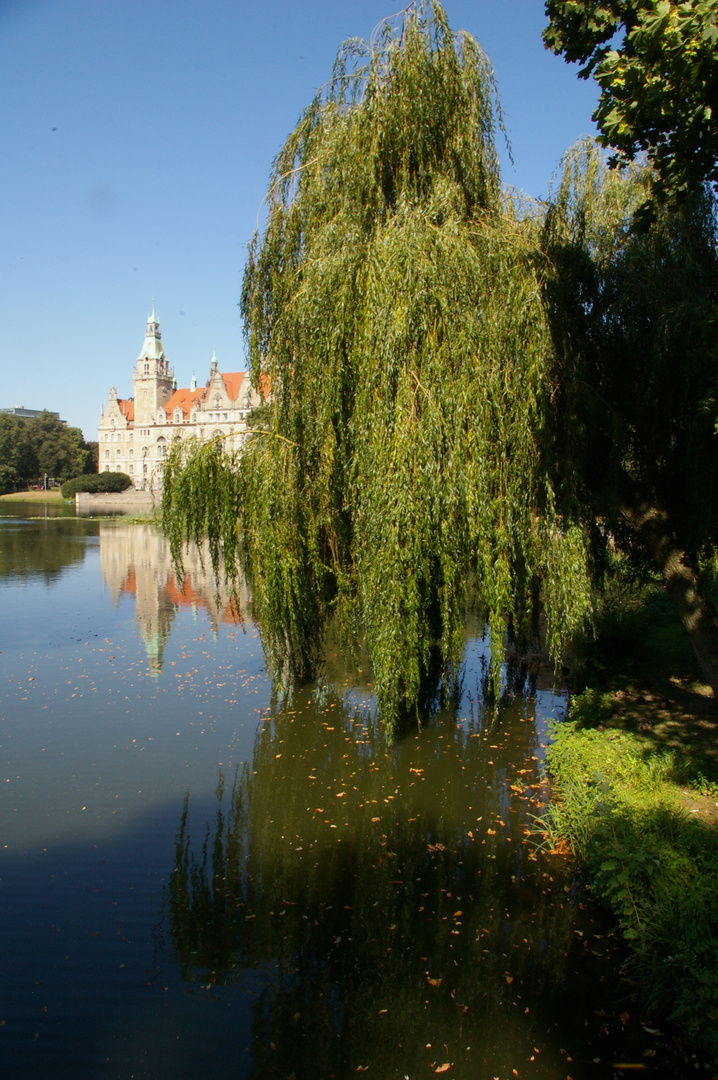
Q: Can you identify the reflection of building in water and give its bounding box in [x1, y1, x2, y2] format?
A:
[100, 523, 247, 674]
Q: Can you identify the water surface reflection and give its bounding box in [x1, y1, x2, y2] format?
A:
[166, 672, 665, 1079]
[99, 523, 247, 673]
[0, 511, 690, 1078]
[0, 516, 94, 582]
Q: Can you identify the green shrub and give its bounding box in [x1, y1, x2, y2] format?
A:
[61, 472, 132, 499]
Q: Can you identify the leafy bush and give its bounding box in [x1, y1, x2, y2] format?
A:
[61, 472, 132, 499]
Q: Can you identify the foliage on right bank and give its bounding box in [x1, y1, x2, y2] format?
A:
[544, 0, 718, 223]
[545, 706, 718, 1061]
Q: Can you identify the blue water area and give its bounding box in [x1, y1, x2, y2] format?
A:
[0, 506, 686, 1079]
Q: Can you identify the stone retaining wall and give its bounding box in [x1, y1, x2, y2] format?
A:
[75, 490, 156, 513]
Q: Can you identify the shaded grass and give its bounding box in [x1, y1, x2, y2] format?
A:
[545, 582, 718, 1062]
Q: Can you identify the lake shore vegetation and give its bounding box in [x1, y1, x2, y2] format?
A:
[544, 573, 718, 1063]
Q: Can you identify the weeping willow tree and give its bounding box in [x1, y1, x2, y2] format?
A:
[163, 1, 597, 728]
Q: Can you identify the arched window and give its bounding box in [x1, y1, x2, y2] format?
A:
[105, 449, 110, 459]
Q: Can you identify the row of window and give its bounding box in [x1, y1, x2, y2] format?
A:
[103, 412, 251, 440]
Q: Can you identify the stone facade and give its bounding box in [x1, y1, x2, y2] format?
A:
[99, 311, 264, 490]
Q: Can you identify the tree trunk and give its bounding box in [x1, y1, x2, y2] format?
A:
[620, 498, 718, 700]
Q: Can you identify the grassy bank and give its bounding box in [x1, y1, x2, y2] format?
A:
[544, 584, 718, 1062]
[0, 489, 64, 502]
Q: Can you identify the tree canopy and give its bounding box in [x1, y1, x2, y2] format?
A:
[541, 138, 718, 687]
[543, 0, 718, 222]
[163, 1, 718, 728]
[0, 411, 95, 493]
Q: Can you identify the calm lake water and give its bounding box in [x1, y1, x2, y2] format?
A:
[0, 503, 687, 1078]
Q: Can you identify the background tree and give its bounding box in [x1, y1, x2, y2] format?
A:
[83, 441, 99, 473]
[0, 414, 38, 491]
[0, 411, 94, 491]
[543, 0, 718, 223]
[35, 426, 85, 479]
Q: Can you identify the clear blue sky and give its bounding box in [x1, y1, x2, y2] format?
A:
[0, 0, 598, 442]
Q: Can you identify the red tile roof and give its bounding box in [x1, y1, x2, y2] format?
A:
[164, 387, 205, 421]
[222, 372, 246, 400]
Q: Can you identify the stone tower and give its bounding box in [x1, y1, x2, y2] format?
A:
[131, 309, 175, 428]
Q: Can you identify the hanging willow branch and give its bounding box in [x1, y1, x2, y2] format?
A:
[162, 0, 595, 728]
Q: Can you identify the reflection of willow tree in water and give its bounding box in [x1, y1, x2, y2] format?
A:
[168, 682, 596, 1079]
[0, 520, 90, 583]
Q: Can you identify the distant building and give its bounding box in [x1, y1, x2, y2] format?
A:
[1, 407, 63, 422]
[99, 310, 265, 490]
